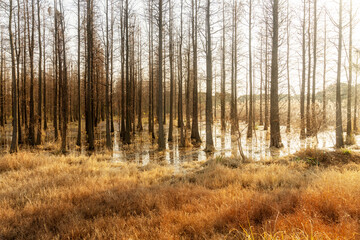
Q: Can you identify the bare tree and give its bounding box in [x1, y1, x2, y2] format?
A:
[300, 0, 306, 139]
[157, 0, 165, 150]
[178, 0, 185, 147]
[311, 0, 317, 136]
[105, 0, 112, 149]
[286, 0, 291, 133]
[9, 0, 18, 153]
[36, 0, 42, 145]
[270, 0, 283, 148]
[191, 0, 201, 143]
[86, 0, 95, 150]
[221, 0, 226, 131]
[247, 0, 253, 138]
[346, 0, 354, 144]
[205, 0, 214, 152]
[168, 0, 174, 142]
[335, 0, 344, 148]
[59, 0, 68, 153]
[28, 0, 35, 145]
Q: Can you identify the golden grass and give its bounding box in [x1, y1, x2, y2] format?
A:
[1, 150, 360, 239]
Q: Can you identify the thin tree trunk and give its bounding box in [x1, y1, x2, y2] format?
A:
[190, 0, 201, 143]
[286, 0, 291, 133]
[311, 0, 317, 136]
[346, 0, 354, 144]
[168, 0, 174, 142]
[354, 53, 358, 132]
[59, 0, 68, 153]
[0, 30, 3, 127]
[157, 0, 165, 150]
[323, 14, 327, 128]
[300, 0, 306, 139]
[306, 0, 311, 137]
[105, 0, 112, 149]
[270, 0, 283, 148]
[110, 0, 114, 133]
[221, 0, 226, 131]
[43, 12, 47, 131]
[205, 0, 214, 152]
[264, 19, 269, 131]
[137, 31, 143, 131]
[28, 0, 35, 145]
[86, 0, 95, 150]
[260, 29, 263, 127]
[247, 0, 253, 138]
[335, 0, 344, 148]
[36, 0, 42, 145]
[178, 0, 185, 147]
[9, 0, 18, 153]
[15, 0, 22, 144]
[76, 0, 81, 146]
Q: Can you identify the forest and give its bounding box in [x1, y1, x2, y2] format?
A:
[1, 0, 360, 239]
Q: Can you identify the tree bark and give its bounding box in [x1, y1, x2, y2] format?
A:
[346, 0, 354, 144]
[335, 0, 344, 148]
[205, 0, 214, 152]
[247, 0, 253, 138]
[191, 0, 201, 143]
[157, 0, 165, 150]
[36, 0, 42, 145]
[270, 0, 283, 148]
[9, 0, 18, 153]
[76, 0, 81, 146]
[300, 0, 306, 139]
[168, 0, 174, 142]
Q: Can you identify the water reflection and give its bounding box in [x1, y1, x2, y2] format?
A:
[0, 120, 354, 164]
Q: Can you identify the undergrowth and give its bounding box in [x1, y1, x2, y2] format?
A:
[0, 150, 360, 239]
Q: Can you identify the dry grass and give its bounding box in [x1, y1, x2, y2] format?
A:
[1, 150, 360, 239]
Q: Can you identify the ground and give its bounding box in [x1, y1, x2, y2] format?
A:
[1, 149, 360, 239]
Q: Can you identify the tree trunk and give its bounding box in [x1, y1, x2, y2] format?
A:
[9, 0, 18, 153]
[247, 0, 253, 138]
[28, 0, 35, 145]
[110, 0, 114, 133]
[306, 0, 311, 137]
[59, 0, 68, 153]
[76, 0, 81, 146]
[205, 0, 214, 152]
[36, 0, 42, 145]
[311, 0, 317, 136]
[54, 0, 59, 141]
[286, 0, 291, 133]
[270, 0, 283, 148]
[157, 0, 165, 150]
[178, 0, 185, 147]
[221, 0, 226, 131]
[323, 14, 327, 129]
[43, 14, 47, 131]
[346, 0, 354, 144]
[335, 0, 344, 148]
[105, 0, 112, 149]
[190, 0, 201, 143]
[231, 1, 238, 135]
[264, 20, 269, 131]
[0, 31, 3, 127]
[86, 0, 95, 150]
[300, 0, 306, 140]
[168, 0, 174, 142]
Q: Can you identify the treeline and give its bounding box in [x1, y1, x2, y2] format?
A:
[0, 0, 357, 154]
